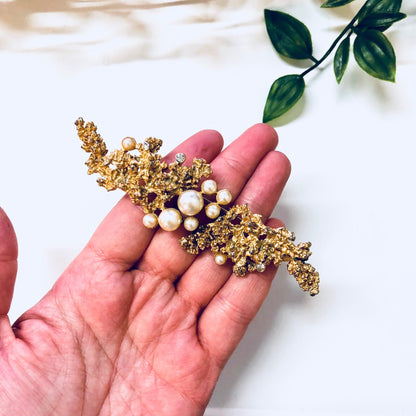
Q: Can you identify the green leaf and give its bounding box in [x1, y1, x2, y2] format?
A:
[321, 0, 356, 8]
[264, 9, 313, 60]
[263, 75, 305, 122]
[334, 37, 350, 84]
[353, 30, 396, 82]
[356, 12, 406, 32]
[359, 0, 402, 21]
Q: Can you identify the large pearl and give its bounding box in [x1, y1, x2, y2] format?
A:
[158, 208, 182, 231]
[184, 216, 199, 231]
[201, 179, 217, 195]
[142, 213, 158, 229]
[177, 190, 204, 216]
[121, 136, 136, 151]
[214, 253, 227, 265]
[216, 189, 232, 205]
[205, 203, 221, 219]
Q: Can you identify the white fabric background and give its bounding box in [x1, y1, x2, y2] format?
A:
[1, 0, 415, 414]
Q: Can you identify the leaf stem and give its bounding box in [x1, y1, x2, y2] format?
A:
[300, 7, 363, 78]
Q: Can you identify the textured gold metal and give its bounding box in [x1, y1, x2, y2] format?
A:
[75, 118, 211, 214]
[180, 204, 319, 296]
[76, 118, 319, 296]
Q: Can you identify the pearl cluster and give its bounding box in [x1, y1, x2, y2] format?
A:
[143, 179, 232, 232]
[141, 155, 233, 265]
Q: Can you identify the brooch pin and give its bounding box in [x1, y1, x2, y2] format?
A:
[76, 118, 320, 296]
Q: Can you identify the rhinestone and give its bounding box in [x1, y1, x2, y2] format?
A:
[175, 153, 186, 164]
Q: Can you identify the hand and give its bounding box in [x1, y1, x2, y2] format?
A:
[0, 124, 290, 416]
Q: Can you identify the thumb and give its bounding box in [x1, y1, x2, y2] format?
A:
[0, 208, 18, 316]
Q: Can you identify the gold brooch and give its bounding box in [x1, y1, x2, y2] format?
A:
[75, 118, 320, 296]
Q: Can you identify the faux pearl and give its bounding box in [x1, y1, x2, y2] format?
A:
[184, 216, 199, 231]
[216, 189, 232, 205]
[177, 190, 204, 216]
[201, 179, 217, 195]
[142, 213, 158, 229]
[121, 137, 136, 151]
[158, 208, 182, 231]
[256, 263, 266, 273]
[205, 203, 221, 219]
[214, 253, 227, 265]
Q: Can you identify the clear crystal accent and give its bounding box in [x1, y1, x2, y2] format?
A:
[175, 153, 186, 164]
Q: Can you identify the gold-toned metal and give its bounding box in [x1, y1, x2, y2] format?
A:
[75, 118, 211, 214]
[180, 204, 319, 296]
[76, 118, 319, 296]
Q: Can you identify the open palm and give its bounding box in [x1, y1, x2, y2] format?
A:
[0, 124, 290, 416]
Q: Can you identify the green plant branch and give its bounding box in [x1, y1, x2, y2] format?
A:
[300, 6, 366, 78]
[262, 0, 406, 123]
[301, 27, 354, 77]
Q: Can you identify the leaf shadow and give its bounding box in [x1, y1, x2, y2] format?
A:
[341, 66, 406, 111]
[267, 94, 307, 127]
[280, 55, 313, 69]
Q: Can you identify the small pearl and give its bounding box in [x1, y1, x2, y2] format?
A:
[216, 189, 232, 205]
[121, 137, 136, 151]
[214, 253, 227, 265]
[158, 208, 182, 231]
[256, 263, 266, 273]
[177, 190, 204, 216]
[205, 203, 221, 219]
[142, 213, 158, 229]
[184, 216, 199, 231]
[201, 179, 217, 195]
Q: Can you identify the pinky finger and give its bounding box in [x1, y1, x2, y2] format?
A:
[197, 218, 284, 367]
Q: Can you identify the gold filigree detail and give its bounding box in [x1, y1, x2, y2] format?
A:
[76, 118, 319, 296]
